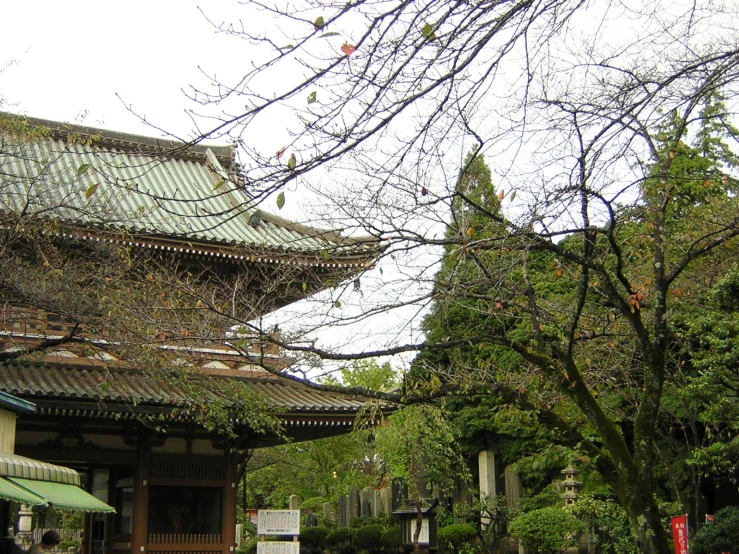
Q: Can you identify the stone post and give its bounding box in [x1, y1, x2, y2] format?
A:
[504, 465, 523, 507]
[479, 450, 497, 529]
[289, 495, 300, 510]
[361, 488, 372, 520]
[338, 495, 349, 528]
[350, 488, 360, 520]
[373, 490, 382, 517]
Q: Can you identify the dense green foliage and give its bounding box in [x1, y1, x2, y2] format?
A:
[301, 497, 330, 513]
[326, 528, 355, 554]
[300, 526, 332, 554]
[508, 507, 586, 554]
[568, 495, 637, 554]
[380, 526, 402, 552]
[352, 524, 384, 554]
[437, 524, 477, 554]
[691, 507, 739, 554]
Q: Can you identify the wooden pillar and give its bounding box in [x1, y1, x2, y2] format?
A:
[223, 454, 238, 554]
[131, 436, 150, 554]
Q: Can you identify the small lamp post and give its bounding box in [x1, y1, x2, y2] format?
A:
[392, 499, 438, 553]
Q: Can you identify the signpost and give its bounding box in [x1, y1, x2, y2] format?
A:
[256, 509, 300, 554]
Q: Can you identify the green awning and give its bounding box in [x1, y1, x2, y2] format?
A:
[7, 478, 115, 513]
[0, 478, 46, 505]
[0, 454, 80, 485]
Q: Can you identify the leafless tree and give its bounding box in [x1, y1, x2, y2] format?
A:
[146, 1, 739, 552]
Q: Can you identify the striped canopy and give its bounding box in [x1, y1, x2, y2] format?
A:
[0, 454, 114, 512]
[0, 453, 80, 485]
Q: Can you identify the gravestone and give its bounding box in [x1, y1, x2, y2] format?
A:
[289, 495, 300, 510]
[338, 495, 349, 528]
[381, 491, 391, 515]
[361, 488, 372, 520]
[305, 513, 318, 528]
[350, 488, 360, 519]
[323, 502, 332, 521]
[373, 490, 382, 516]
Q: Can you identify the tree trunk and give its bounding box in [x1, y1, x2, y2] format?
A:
[621, 473, 672, 554]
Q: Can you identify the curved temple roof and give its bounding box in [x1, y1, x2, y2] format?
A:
[0, 114, 379, 267]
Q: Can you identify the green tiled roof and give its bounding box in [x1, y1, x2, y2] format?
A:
[0, 115, 377, 265]
[0, 362, 372, 414]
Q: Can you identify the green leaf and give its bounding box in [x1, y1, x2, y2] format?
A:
[213, 179, 226, 190]
[314, 16, 325, 30]
[287, 153, 297, 170]
[276, 191, 285, 209]
[302, 282, 308, 292]
[320, 32, 340, 38]
[307, 91, 317, 104]
[334, 300, 342, 309]
[77, 163, 91, 175]
[85, 183, 99, 199]
[510, 190, 517, 201]
[421, 22, 436, 41]
[320, 249, 330, 259]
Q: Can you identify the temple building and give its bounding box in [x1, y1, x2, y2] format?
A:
[0, 116, 385, 554]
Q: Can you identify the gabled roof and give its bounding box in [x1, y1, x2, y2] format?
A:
[0, 114, 378, 268]
[0, 362, 373, 417]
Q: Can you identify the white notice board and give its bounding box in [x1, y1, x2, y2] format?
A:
[257, 510, 301, 535]
[256, 543, 300, 554]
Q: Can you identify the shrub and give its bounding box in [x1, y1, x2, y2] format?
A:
[508, 507, 586, 554]
[437, 524, 477, 554]
[381, 525, 402, 553]
[58, 541, 79, 552]
[692, 506, 739, 554]
[326, 528, 355, 554]
[352, 524, 384, 554]
[302, 497, 330, 514]
[300, 526, 331, 554]
[236, 539, 258, 554]
[568, 495, 637, 554]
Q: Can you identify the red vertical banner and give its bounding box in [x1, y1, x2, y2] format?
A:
[671, 515, 689, 554]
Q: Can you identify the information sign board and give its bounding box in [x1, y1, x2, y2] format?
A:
[257, 510, 301, 535]
[256, 542, 300, 554]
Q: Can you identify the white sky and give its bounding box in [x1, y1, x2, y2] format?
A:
[1, 1, 248, 138]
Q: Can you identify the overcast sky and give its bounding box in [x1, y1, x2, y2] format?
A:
[2, 1, 247, 137]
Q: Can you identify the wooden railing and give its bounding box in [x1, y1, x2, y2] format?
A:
[148, 534, 222, 544]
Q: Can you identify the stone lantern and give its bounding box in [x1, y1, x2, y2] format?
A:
[392, 499, 438, 552]
[560, 466, 582, 506]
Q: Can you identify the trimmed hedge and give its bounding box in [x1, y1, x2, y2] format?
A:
[352, 524, 384, 554]
[380, 525, 402, 552]
[437, 524, 477, 554]
[509, 507, 585, 554]
[301, 526, 331, 554]
[326, 528, 355, 554]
